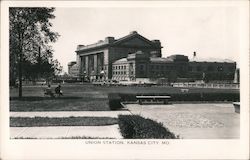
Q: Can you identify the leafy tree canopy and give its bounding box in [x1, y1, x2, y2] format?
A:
[10, 7, 61, 85]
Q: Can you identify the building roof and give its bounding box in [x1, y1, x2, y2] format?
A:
[76, 31, 161, 53]
[150, 57, 173, 63]
[167, 54, 189, 62]
[190, 57, 235, 63]
[113, 58, 128, 64]
[68, 61, 77, 66]
[69, 63, 78, 69]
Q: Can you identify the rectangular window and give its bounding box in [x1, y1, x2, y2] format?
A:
[130, 63, 133, 69]
[140, 65, 144, 70]
[197, 66, 202, 71]
[217, 66, 223, 71]
[188, 66, 192, 71]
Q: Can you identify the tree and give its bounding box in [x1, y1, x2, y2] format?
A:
[9, 7, 59, 97]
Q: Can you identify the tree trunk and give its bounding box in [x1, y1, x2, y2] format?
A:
[18, 51, 23, 98]
[18, 32, 23, 98]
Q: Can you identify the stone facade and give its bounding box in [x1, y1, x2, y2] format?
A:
[75, 31, 162, 80]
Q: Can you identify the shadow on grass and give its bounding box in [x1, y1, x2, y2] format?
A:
[10, 96, 83, 101]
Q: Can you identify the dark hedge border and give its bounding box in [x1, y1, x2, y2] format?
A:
[118, 115, 178, 139]
[118, 92, 239, 102]
[108, 93, 123, 110]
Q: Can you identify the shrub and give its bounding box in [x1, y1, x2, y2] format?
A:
[118, 115, 177, 139]
[108, 93, 123, 110]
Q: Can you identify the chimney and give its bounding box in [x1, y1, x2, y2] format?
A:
[105, 37, 115, 43]
[130, 31, 138, 34]
[77, 45, 85, 50]
[193, 51, 197, 59]
[151, 40, 161, 47]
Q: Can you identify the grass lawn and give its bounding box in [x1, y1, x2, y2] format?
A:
[10, 97, 109, 111]
[10, 83, 239, 112]
[10, 116, 118, 127]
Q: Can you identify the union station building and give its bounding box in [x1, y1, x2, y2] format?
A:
[75, 31, 236, 83]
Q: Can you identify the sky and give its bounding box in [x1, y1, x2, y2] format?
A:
[50, 6, 240, 73]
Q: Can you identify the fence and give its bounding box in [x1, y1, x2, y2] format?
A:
[172, 82, 239, 89]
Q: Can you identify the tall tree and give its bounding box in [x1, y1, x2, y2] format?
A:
[9, 7, 59, 97]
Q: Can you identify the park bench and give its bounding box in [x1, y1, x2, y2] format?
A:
[136, 95, 171, 105]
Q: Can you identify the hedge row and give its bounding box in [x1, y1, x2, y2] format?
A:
[118, 115, 177, 139]
[108, 93, 123, 110]
[108, 92, 239, 110]
[117, 92, 239, 102]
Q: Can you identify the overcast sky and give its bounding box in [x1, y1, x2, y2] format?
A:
[50, 6, 240, 73]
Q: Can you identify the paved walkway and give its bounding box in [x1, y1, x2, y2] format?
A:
[125, 103, 240, 139]
[10, 125, 122, 139]
[10, 110, 131, 118]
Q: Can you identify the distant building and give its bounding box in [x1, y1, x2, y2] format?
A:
[68, 61, 79, 77]
[75, 31, 237, 83]
[112, 51, 236, 83]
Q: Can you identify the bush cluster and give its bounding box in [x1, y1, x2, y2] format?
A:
[118, 92, 239, 102]
[63, 79, 81, 83]
[108, 93, 123, 110]
[118, 115, 177, 139]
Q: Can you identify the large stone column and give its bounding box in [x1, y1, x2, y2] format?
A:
[76, 54, 81, 76]
[94, 54, 98, 75]
[85, 56, 89, 75]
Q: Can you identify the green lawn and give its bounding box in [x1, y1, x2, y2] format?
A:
[10, 116, 118, 127]
[10, 83, 239, 112]
[10, 97, 109, 111]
